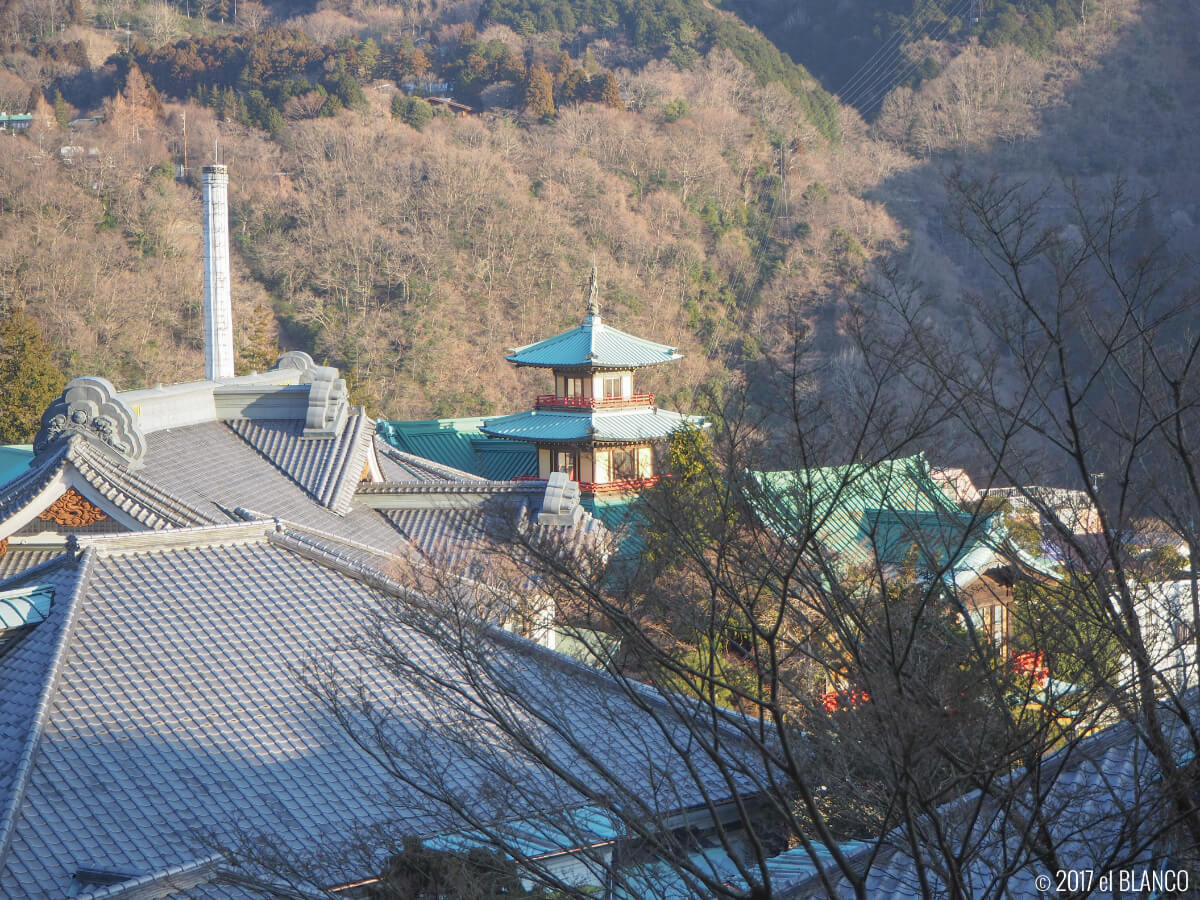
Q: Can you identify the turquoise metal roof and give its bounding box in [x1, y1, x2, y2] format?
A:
[378, 418, 485, 474]
[750, 453, 1008, 583]
[377, 419, 537, 480]
[481, 407, 701, 444]
[0, 445, 33, 487]
[427, 804, 622, 861]
[506, 314, 683, 369]
[470, 438, 538, 481]
[0, 584, 52, 633]
[751, 454, 1061, 585]
[584, 493, 645, 561]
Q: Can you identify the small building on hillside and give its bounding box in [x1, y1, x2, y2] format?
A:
[427, 96, 475, 117]
[0, 113, 31, 133]
[751, 454, 1058, 654]
[480, 268, 704, 503]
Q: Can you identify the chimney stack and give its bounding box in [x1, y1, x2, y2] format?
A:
[201, 164, 235, 380]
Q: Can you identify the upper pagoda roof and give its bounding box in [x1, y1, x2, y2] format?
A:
[506, 266, 682, 369]
[506, 315, 683, 370]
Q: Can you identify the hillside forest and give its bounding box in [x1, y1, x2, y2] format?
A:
[0, 0, 1198, 443]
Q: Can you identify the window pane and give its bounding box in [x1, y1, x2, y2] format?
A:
[612, 449, 636, 479]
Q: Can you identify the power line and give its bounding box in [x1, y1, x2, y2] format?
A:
[835, 0, 975, 115]
[840, 0, 974, 113]
[852, 0, 974, 116]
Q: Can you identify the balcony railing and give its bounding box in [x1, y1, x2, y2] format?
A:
[580, 476, 661, 493]
[513, 474, 662, 493]
[534, 393, 654, 410]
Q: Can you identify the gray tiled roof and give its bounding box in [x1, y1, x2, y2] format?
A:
[0, 447, 68, 524]
[375, 442, 489, 483]
[778, 702, 1198, 899]
[0, 524, 756, 897]
[373, 438, 423, 483]
[134, 421, 408, 552]
[3, 370, 605, 589]
[382, 503, 605, 585]
[226, 415, 373, 515]
[0, 546, 67, 582]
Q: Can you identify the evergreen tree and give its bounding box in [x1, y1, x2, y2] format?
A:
[523, 63, 555, 121]
[557, 67, 585, 105]
[359, 38, 381, 80]
[553, 50, 572, 84]
[582, 47, 599, 75]
[236, 304, 279, 375]
[0, 310, 66, 444]
[600, 71, 622, 108]
[52, 91, 70, 130]
[391, 95, 433, 131]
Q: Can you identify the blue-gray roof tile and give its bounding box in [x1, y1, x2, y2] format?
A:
[0, 524, 753, 895]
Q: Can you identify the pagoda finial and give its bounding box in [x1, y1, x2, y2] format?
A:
[587, 257, 600, 317]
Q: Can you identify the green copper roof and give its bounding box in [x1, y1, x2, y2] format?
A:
[750, 454, 999, 578]
[506, 314, 683, 369]
[583, 492, 645, 562]
[377, 419, 537, 480]
[481, 407, 702, 444]
[0, 446, 33, 487]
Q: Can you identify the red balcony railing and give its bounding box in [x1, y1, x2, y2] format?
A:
[512, 475, 663, 493]
[534, 393, 655, 410]
[579, 476, 661, 493]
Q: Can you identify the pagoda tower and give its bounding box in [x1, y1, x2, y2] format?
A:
[481, 269, 703, 497]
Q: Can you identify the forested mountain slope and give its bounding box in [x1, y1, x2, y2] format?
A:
[0, 0, 1195, 440]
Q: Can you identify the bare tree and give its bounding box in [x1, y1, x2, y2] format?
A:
[219, 176, 1200, 899]
[235, 0, 268, 34]
[871, 172, 1200, 856]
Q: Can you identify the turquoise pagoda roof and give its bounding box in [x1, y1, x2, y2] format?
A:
[480, 407, 702, 444]
[506, 313, 682, 369]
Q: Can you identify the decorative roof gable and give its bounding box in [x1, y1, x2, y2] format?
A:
[34, 379, 146, 470]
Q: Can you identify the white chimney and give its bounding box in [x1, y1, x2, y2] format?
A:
[201, 164, 235, 380]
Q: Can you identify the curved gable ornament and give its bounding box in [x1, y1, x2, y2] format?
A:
[34, 377, 147, 469]
[272, 351, 349, 437]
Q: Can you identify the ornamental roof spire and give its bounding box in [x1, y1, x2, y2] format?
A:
[587, 257, 600, 318]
